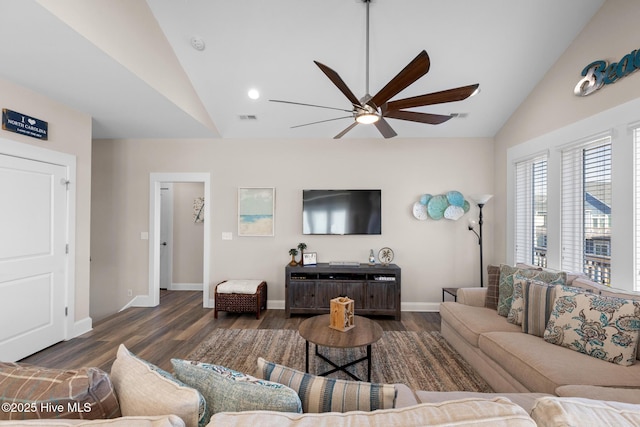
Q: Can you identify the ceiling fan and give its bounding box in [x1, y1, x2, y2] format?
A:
[270, 0, 479, 139]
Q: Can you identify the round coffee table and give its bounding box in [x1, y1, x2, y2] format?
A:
[298, 314, 383, 382]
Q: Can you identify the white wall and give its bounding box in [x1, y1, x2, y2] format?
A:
[0, 77, 93, 331]
[90, 137, 494, 319]
[494, 0, 640, 267]
[173, 182, 204, 286]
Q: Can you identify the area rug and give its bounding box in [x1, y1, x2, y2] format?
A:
[187, 329, 492, 392]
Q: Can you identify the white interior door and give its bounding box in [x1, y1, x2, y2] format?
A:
[0, 154, 68, 361]
[159, 184, 173, 290]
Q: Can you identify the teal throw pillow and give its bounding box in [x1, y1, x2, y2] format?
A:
[171, 359, 302, 418]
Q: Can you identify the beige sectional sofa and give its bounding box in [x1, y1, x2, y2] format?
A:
[4, 273, 640, 426]
[440, 265, 640, 397]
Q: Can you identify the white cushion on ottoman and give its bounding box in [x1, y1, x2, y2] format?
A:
[216, 280, 263, 294]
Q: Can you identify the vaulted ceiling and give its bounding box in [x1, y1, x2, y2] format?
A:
[0, 0, 604, 139]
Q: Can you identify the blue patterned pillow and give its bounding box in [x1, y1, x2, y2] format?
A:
[256, 357, 396, 413]
[171, 359, 302, 419]
[544, 285, 640, 366]
[498, 264, 566, 317]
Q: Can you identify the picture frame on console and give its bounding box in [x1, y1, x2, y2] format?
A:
[238, 187, 275, 237]
[303, 252, 317, 266]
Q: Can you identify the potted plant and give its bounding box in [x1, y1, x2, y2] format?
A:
[297, 242, 307, 266]
[288, 248, 298, 266]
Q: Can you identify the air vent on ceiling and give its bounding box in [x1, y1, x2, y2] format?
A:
[238, 115, 258, 120]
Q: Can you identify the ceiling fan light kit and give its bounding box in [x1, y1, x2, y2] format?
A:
[270, 0, 479, 139]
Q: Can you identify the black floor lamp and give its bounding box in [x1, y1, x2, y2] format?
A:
[467, 194, 492, 287]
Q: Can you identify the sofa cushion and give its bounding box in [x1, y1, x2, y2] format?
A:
[479, 331, 640, 394]
[171, 359, 302, 418]
[3, 415, 186, 426]
[110, 344, 204, 427]
[544, 285, 640, 366]
[497, 265, 566, 317]
[0, 362, 120, 421]
[439, 302, 521, 348]
[414, 391, 551, 414]
[555, 385, 640, 405]
[256, 357, 396, 413]
[530, 396, 640, 427]
[207, 397, 536, 426]
[484, 264, 501, 309]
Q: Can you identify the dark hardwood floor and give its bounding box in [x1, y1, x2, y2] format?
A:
[20, 291, 441, 372]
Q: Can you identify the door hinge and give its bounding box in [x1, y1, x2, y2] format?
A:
[65, 244, 69, 254]
[65, 307, 68, 316]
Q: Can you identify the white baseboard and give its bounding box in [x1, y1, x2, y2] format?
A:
[170, 283, 203, 291]
[401, 302, 441, 312]
[121, 295, 154, 311]
[70, 317, 92, 339]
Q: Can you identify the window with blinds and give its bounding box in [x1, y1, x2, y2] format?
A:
[635, 128, 640, 291]
[514, 155, 548, 266]
[561, 136, 612, 285]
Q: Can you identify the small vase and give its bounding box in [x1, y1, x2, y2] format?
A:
[298, 251, 304, 266]
[289, 255, 297, 266]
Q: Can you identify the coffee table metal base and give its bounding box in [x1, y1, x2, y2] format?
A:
[305, 340, 372, 382]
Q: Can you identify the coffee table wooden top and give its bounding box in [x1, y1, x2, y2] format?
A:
[298, 314, 383, 349]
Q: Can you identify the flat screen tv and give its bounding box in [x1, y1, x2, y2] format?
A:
[302, 189, 381, 235]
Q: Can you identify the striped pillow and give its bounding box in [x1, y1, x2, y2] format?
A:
[521, 279, 556, 337]
[257, 358, 396, 413]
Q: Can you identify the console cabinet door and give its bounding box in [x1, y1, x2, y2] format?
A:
[289, 281, 316, 309]
[316, 282, 343, 309]
[342, 282, 366, 310]
[367, 281, 396, 310]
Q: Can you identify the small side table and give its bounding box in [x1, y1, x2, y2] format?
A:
[442, 287, 458, 302]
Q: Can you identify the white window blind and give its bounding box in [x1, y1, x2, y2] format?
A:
[561, 136, 612, 284]
[514, 155, 547, 266]
[635, 128, 640, 291]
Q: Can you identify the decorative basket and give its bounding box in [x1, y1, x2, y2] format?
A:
[330, 296, 355, 332]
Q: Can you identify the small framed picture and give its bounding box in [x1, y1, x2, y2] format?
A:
[303, 252, 317, 266]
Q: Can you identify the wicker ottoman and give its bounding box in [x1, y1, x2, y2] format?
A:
[214, 280, 267, 319]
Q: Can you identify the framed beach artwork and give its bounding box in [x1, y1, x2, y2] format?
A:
[238, 187, 275, 236]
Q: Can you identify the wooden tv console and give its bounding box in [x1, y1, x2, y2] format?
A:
[285, 263, 401, 320]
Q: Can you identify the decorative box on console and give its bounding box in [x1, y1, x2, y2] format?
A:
[330, 296, 355, 332]
[214, 280, 267, 319]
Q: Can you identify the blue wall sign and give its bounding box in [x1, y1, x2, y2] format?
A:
[1, 109, 48, 140]
[575, 48, 640, 96]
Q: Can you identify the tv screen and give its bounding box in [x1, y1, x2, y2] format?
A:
[303, 190, 381, 235]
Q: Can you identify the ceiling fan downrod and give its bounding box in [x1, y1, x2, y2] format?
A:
[364, 0, 371, 97]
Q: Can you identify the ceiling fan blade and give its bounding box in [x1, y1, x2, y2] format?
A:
[334, 122, 359, 139]
[290, 116, 353, 129]
[374, 118, 397, 139]
[384, 109, 452, 125]
[314, 61, 362, 107]
[269, 99, 353, 113]
[368, 50, 431, 109]
[385, 84, 480, 111]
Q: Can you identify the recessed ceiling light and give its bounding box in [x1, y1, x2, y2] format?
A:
[248, 89, 260, 100]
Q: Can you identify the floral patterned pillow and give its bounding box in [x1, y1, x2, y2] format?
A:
[497, 264, 566, 317]
[544, 285, 640, 366]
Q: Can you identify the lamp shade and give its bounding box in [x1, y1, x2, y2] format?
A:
[469, 194, 493, 205]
